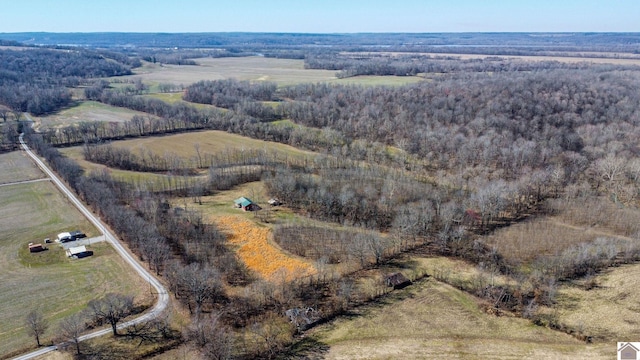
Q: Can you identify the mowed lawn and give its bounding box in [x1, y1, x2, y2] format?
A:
[0, 175, 149, 357]
[302, 277, 609, 360]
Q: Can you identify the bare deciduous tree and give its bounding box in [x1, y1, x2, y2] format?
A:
[87, 293, 134, 336]
[186, 312, 234, 360]
[58, 313, 85, 355]
[25, 309, 48, 347]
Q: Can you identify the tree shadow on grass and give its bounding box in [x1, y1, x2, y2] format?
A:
[73, 341, 132, 360]
[281, 336, 330, 360]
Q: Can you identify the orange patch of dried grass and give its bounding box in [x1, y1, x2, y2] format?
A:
[216, 216, 316, 281]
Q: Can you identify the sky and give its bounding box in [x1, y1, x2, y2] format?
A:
[0, 0, 638, 33]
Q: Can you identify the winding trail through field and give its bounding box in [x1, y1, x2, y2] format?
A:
[12, 127, 169, 360]
[551, 219, 636, 242]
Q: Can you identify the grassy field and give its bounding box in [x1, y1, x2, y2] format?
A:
[106, 129, 317, 162]
[0, 151, 45, 184]
[119, 56, 424, 88]
[553, 262, 640, 342]
[122, 57, 336, 87]
[299, 276, 609, 359]
[0, 163, 151, 358]
[59, 146, 182, 190]
[34, 101, 155, 129]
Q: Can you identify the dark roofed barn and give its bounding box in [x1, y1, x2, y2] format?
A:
[385, 272, 412, 289]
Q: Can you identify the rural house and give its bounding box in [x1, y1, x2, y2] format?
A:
[234, 197, 261, 211]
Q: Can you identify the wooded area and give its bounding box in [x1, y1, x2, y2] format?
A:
[5, 32, 640, 359]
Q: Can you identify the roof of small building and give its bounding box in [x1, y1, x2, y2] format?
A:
[234, 197, 253, 207]
[67, 245, 88, 256]
[386, 272, 411, 287]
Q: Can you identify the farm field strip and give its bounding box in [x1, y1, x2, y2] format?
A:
[34, 101, 155, 128]
[119, 56, 424, 88]
[215, 215, 316, 281]
[0, 151, 46, 184]
[306, 278, 608, 359]
[104, 129, 316, 162]
[125, 57, 336, 87]
[342, 51, 640, 66]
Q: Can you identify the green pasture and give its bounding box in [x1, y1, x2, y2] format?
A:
[0, 171, 148, 358]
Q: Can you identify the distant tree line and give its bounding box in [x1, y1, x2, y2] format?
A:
[0, 48, 133, 114]
[304, 53, 614, 78]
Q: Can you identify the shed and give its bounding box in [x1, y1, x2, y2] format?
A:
[66, 245, 93, 258]
[385, 272, 412, 289]
[28, 243, 45, 253]
[234, 197, 261, 211]
[268, 198, 281, 206]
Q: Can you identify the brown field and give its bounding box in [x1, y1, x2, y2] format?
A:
[34, 101, 155, 129]
[553, 262, 640, 342]
[0, 151, 46, 184]
[482, 218, 602, 266]
[216, 215, 316, 281]
[121, 57, 337, 87]
[302, 277, 608, 359]
[118, 56, 425, 88]
[106, 129, 317, 162]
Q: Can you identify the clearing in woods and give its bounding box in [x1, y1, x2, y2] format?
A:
[118, 56, 424, 88]
[0, 152, 151, 358]
[299, 277, 609, 359]
[92, 129, 316, 162]
[33, 101, 156, 128]
[215, 215, 316, 281]
[121, 57, 337, 87]
[552, 262, 640, 342]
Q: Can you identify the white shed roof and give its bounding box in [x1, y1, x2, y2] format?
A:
[66, 245, 87, 256]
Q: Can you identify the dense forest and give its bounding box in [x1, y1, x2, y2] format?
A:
[4, 32, 640, 358]
[0, 48, 134, 115]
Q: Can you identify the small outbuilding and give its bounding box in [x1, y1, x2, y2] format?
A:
[234, 197, 261, 211]
[385, 272, 412, 289]
[28, 243, 45, 253]
[268, 198, 281, 206]
[66, 245, 93, 259]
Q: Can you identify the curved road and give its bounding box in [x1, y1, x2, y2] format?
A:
[12, 132, 169, 360]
